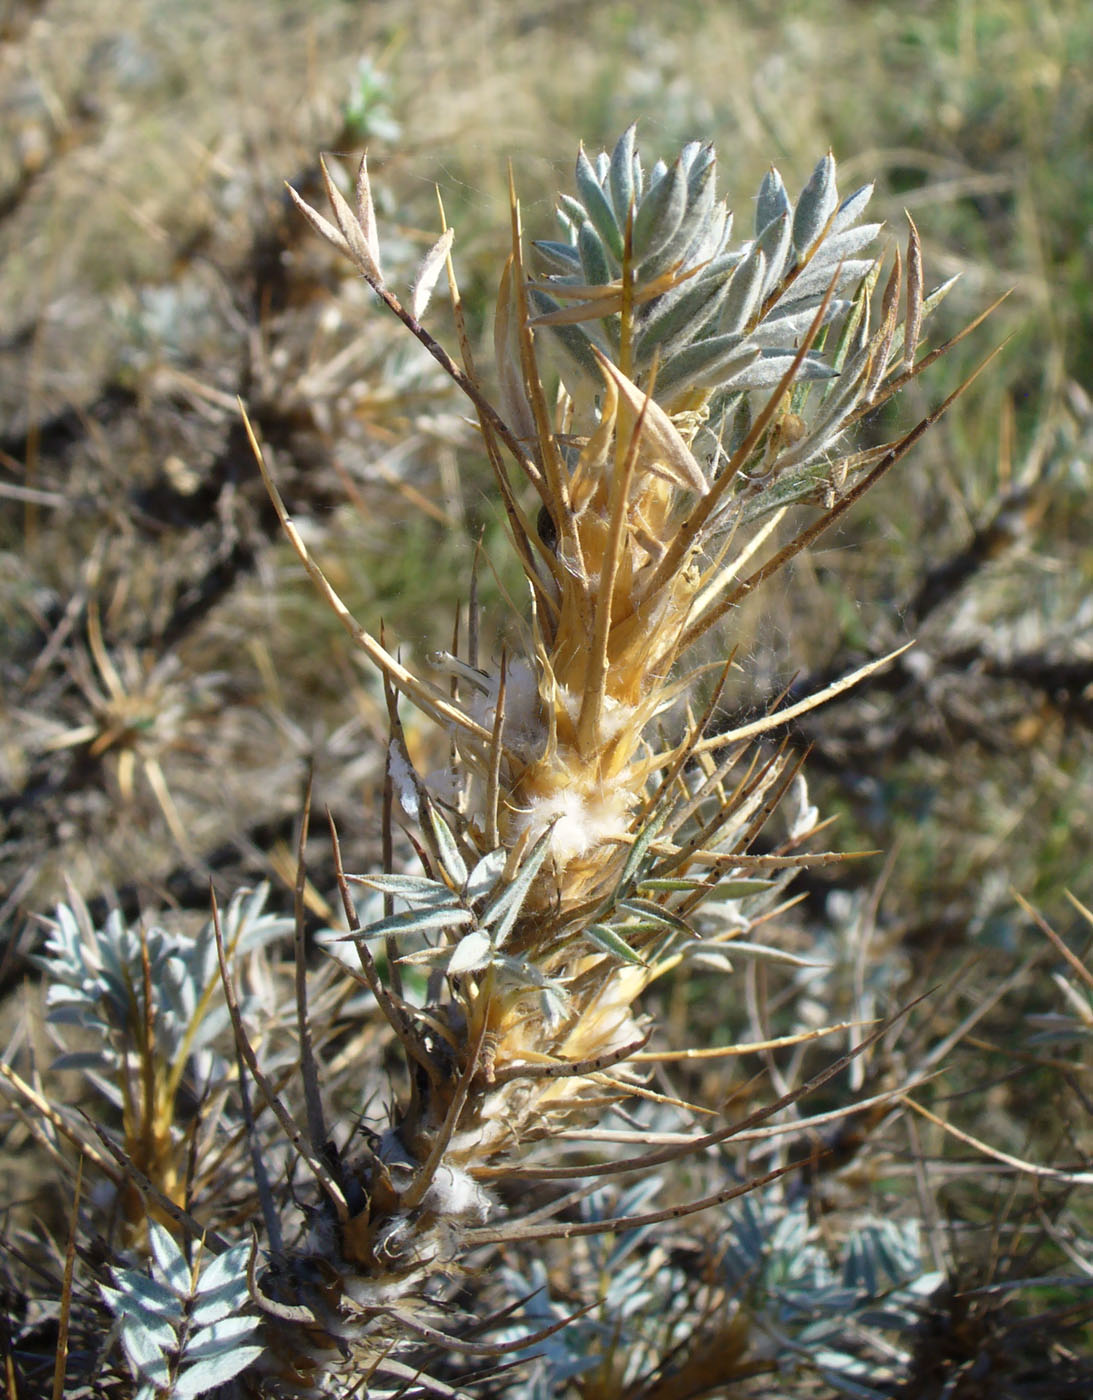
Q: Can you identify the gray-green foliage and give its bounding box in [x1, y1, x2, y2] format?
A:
[499, 1176, 678, 1399]
[34, 885, 292, 1080]
[531, 127, 957, 519]
[101, 1222, 262, 1400]
[345, 804, 568, 1014]
[533, 132, 873, 401]
[499, 1182, 943, 1400]
[721, 1192, 944, 1397]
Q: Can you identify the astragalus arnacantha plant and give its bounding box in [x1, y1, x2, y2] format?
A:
[236, 129, 992, 1391]
[7, 128, 996, 1399]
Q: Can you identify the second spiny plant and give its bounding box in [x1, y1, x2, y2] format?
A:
[11, 125, 995, 1398]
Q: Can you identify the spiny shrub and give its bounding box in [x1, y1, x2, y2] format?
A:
[4, 125, 1023, 1399]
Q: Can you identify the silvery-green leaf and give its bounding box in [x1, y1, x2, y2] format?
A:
[186, 1314, 261, 1357]
[148, 1220, 190, 1293]
[350, 872, 452, 901]
[85, 1070, 124, 1111]
[119, 1319, 172, 1386]
[783, 256, 875, 302]
[480, 825, 554, 944]
[463, 848, 508, 903]
[575, 145, 623, 262]
[557, 193, 587, 232]
[110, 1271, 178, 1320]
[613, 809, 667, 897]
[394, 944, 458, 967]
[921, 272, 961, 318]
[792, 152, 839, 255]
[755, 212, 792, 298]
[604, 1219, 661, 1272]
[809, 222, 883, 267]
[47, 991, 106, 1027]
[721, 246, 767, 335]
[447, 929, 494, 975]
[631, 150, 644, 202]
[534, 239, 581, 274]
[585, 924, 646, 964]
[164, 950, 188, 988]
[844, 1231, 878, 1295]
[578, 219, 611, 288]
[633, 256, 737, 360]
[643, 161, 716, 277]
[189, 1289, 243, 1329]
[338, 904, 473, 941]
[830, 181, 875, 235]
[100, 1282, 175, 1344]
[679, 140, 707, 179]
[739, 461, 829, 520]
[656, 340, 758, 402]
[678, 198, 732, 269]
[857, 1304, 923, 1332]
[756, 166, 791, 236]
[685, 946, 735, 972]
[631, 155, 687, 267]
[608, 123, 637, 222]
[185, 1003, 230, 1053]
[863, 1227, 908, 1287]
[91, 930, 121, 982]
[703, 878, 775, 899]
[797, 344, 870, 446]
[725, 351, 837, 393]
[173, 1347, 266, 1399]
[749, 298, 850, 349]
[191, 1242, 253, 1315]
[612, 919, 665, 937]
[427, 803, 468, 886]
[617, 897, 694, 935]
[824, 263, 878, 384]
[810, 1355, 881, 1393]
[698, 939, 828, 968]
[228, 884, 290, 954]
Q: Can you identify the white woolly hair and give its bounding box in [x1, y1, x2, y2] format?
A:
[419, 1164, 493, 1224]
[467, 658, 546, 759]
[512, 783, 634, 869]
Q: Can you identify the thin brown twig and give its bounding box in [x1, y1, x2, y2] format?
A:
[51, 1157, 83, 1400]
[210, 884, 349, 1220]
[294, 769, 327, 1153]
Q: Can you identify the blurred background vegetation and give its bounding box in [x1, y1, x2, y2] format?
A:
[2, 0, 1092, 1389]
